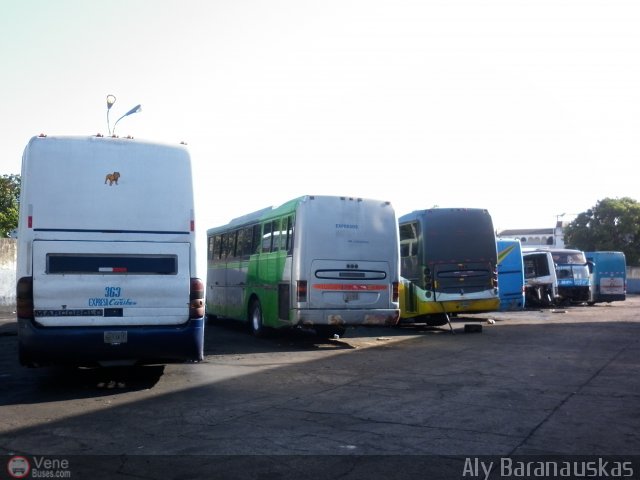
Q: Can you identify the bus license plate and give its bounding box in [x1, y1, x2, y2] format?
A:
[344, 292, 359, 302]
[104, 331, 127, 344]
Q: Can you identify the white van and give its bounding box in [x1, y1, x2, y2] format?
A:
[16, 135, 204, 367]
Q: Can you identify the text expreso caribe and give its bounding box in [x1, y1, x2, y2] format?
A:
[88, 286, 137, 306]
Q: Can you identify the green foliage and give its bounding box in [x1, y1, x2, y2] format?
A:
[564, 197, 640, 265]
[0, 174, 20, 237]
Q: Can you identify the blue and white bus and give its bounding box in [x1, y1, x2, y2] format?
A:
[16, 135, 204, 367]
[496, 238, 525, 311]
[585, 251, 626, 305]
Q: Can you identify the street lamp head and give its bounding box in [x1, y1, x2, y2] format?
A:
[106, 94, 116, 110]
[112, 103, 142, 136]
[124, 104, 142, 117]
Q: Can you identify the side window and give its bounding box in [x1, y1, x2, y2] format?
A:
[252, 224, 261, 255]
[222, 232, 236, 260]
[207, 236, 214, 262]
[271, 219, 282, 251]
[231, 230, 239, 258]
[220, 234, 228, 261]
[285, 215, 294, 254]
[213, 235, 222, 263]
[399, 222, 418, 258]
[262, 222, 273, 253]
[237, 226, 252, 258]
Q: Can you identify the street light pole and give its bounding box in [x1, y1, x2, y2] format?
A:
[554, 213, 566, 246]
[105, 95, 142, 136]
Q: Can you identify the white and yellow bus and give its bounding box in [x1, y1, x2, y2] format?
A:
[399, 208, 499, 325]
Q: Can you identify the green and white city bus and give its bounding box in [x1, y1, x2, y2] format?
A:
[206, 195, 400, 337]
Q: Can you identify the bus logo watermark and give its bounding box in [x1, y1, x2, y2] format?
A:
[7, 456, 72, 479]
[7, 456, 30, 479]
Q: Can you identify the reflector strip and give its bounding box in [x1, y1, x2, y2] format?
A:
[313, 284, 387, 291]
[99, 267, 128, 272]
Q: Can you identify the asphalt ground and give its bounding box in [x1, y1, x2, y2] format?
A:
[1, 298, 639, 479]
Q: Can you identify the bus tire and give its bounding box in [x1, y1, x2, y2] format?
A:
[425, 314, 448, 327]
[249, 299, 267, 337]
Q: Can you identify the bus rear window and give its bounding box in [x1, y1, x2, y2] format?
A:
[47, 254, 178, 274]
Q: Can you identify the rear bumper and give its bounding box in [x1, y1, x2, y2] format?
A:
[18, 317, 204, 366]
[499, 295, 525, 311]
[558, 286, 590, 302]
[292, 309, 400, 327]
[409, 297, 500, 316]
[591, 293, 626, 303]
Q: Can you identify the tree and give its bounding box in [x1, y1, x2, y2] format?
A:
[564, 197, 640, 265]
[0, 174, 20, 237]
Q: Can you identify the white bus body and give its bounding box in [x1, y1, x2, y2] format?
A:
[522, 248, 559, 307]
[293, 196, 400, 329]
[16, 135, 204, 367]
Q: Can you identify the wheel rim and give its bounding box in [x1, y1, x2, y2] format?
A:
[252, 305, 261, 332]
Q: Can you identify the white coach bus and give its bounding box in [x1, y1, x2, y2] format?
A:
[206, 195, 401, 338]
[16, 135, 204, 367]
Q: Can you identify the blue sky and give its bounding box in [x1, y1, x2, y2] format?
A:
[2, 0, 639, 236]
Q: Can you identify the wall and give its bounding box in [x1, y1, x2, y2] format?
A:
[627, 266, 640, 294]
[0, 238, 17, 310]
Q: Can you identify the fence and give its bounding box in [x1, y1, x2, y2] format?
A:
[0, 238, 17, 311]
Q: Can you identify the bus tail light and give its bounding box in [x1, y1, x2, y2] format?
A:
[189, 277, 205, 319]
[392, 281, 399, 302]
[297, 280, 307, 302]
[17, 276, 34, 319]
[423, 266, 433, 291]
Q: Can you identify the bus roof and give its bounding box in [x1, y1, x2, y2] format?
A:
[21, 135, 194, 234]
[522, 247, 583, 254]
[207, 197, 305, 234]
[207, 195, 393, 235]
[398, 207, 491, 224]
[24, 134, 187, 152]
